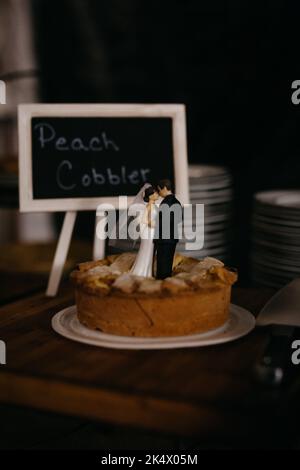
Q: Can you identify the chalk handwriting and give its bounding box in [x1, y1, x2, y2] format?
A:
[56, 162, 150, 191]
[34, 123, 120, 152]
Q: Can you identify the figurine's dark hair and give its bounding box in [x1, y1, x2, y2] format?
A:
[157, 179, 172, 191]
[143, 186, 156, 202]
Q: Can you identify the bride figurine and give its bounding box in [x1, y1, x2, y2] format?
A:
[130, 185, 160, 277]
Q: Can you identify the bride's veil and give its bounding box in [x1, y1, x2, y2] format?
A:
[109, 183, 151, 247]
[130, 182, 151, 206]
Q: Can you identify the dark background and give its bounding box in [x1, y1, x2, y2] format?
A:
[31, 0, 300, 278]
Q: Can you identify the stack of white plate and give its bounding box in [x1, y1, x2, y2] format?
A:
[112, 165, 234, 263]
[178, 165, 233, 263]
[251, 190, 300, 288]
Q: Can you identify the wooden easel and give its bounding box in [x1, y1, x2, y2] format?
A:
[46, 212, 106, 297]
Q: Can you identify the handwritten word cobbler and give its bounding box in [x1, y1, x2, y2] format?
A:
[56, 163, 150, 190]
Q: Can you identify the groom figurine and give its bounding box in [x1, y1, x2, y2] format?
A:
[154, 179, 182, 279]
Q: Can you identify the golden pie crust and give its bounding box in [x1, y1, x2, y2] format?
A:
[70, 252, 237, 337]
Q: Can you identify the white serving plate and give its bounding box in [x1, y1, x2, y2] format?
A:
[52, 304, 255, 350]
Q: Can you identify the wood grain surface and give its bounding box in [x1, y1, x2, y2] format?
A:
[0, 282, 297, 440]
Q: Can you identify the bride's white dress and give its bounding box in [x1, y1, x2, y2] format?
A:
[130, 202, 158, 277]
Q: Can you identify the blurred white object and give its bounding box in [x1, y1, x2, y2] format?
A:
[0, 0, 53, 244]
[0, 0, 37, 107]
[17, 212, 56, 243]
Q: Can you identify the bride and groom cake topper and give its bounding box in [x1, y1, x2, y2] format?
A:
[129, 179, 182, 279]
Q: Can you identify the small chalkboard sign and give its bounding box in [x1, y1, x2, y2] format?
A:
[19, 104, 189, 211]
[18, 104, 189, 296]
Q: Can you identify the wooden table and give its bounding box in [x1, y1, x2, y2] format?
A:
[0, 281, 299, 447]
[0, 272, 46, 306]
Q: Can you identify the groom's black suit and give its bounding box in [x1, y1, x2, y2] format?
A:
[154, 194, 182, 279]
